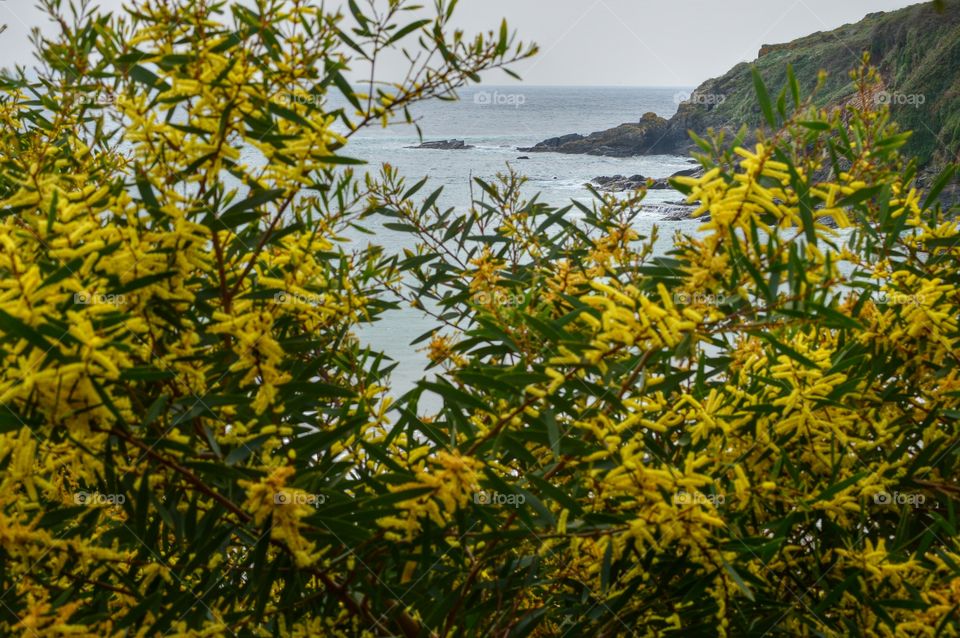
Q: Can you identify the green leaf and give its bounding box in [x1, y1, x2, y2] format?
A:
[923, 164, 957, 210]
[752, 66, 776, 128]
[46, 190, 58, 235]
[0, 309, 63, 360]
[332, 70, 362, 111]
[315, 154, 365, 165]
[545, 410, 560, 459]
[141, 394, 169, 429]
[123, 367, 176, 381]
[421, 380, 491, 414]
[421, 187, 443, 214]
[723, 561, 756, 602]
[837, 184, 884, 208]
[787, 63, 800, 107]
[808, 471, 868, 504]
[600, 540, 614, 592]
[386, 19, 431, 45]
[136, 174, 162, 211]
[757, 332, 817, 368]
[129, 65, 171, 92]
[219, 188, 285, 220]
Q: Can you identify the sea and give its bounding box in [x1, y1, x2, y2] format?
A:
[340, 86, 700, 405]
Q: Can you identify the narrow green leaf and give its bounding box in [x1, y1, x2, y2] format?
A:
[752, 67, 776, 128]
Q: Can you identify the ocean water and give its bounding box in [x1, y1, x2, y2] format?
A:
[343, 86, 700, 404]
[345, 85, 696, 208]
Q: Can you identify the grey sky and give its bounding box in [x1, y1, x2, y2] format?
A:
[1, 0, 922, 86]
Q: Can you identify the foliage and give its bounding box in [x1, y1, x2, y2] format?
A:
[675, 0, 960, 168]
[0, 0, 533, 635]
[369, 60, 960, 637]
[0, 1, 959, 637]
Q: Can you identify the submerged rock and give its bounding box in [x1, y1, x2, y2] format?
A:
[657, 205, 706, 221]
[670, 167, 704, 179]
[589, 167, 705, 192]
[409, 139, 474, 150]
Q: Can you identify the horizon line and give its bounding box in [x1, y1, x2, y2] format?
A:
[348, 83, 699, 89]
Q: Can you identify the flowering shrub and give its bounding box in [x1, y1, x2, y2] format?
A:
[369, 60, 960, 636]
[0, 1, 534, 635]
[0, 1, 958, 636]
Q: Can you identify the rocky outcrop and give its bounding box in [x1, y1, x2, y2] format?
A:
[520, 133, 584, 152]
[591, 175, 647, 191]
[518, 113, 685, 157]
[409, 139, 474, 150]
[758, 43, 785, 58]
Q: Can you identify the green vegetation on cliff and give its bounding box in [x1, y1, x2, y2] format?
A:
[701, 0, 960, 166]
[524, 0, 960, 170]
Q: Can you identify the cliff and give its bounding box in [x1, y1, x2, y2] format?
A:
[520, 1, 960, 169]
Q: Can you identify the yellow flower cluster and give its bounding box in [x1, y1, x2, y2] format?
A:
[379, 450, 483, 541]
[240, 466, 320, 567]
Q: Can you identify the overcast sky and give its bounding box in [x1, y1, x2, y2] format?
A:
[0, 0, 923, 86]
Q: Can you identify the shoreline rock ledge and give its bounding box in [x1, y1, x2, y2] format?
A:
[590, 167, 704, 192]
[518, 112, 683, 157]
[408, 139, 474, 150]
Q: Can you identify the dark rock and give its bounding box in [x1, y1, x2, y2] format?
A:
[593, 175, 632, 186]
[758, 43, 789, 58]
[943, 186, 960, 209]
[517, 114, 679, 157]
[656, 204, 704, 221]
[590, 169, 703, 193]
[918, 166, 960, 209]
[409, 139, 474, 150]
[517, 133, 583, 153]
[589, 175, 647, 192]
[670, 167, 704, 179]
[516, 156, 530, 160]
